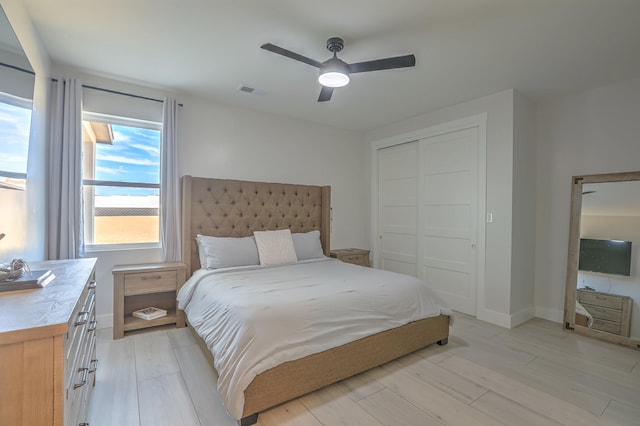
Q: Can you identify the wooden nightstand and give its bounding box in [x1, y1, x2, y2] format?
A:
[576, 289, 632, 337]
[113, 262, 186, 339]
[330, 248, 371, 267]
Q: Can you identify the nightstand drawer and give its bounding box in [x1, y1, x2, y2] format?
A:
[342, 254, 369, 266]
[124, 270, 177, 295]
[577, 291, 624, 310]
[591, 318, 622, 335]
[580, 303, 622, 322]
[330, 248, 371, 267]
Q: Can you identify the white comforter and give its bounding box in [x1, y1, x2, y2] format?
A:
[177, 258, 452, 419]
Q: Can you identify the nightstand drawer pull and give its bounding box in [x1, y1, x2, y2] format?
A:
[88, 320, 98, 332]
[88, 280, 97, 289]
[141, 275, 162, 280]
[75, 311, 89, 326]
[74, 367, 89, 389]
[89, 359, 99, 373]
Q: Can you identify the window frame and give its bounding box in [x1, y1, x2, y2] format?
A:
[0, 91, 33, 190]
[82, 111, 162, 252]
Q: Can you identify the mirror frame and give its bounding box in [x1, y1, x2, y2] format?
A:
[564, 170, 640, 350]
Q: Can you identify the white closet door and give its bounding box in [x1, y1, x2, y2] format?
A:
[418, 127, 478, 315]
[377, 142, 418, 276]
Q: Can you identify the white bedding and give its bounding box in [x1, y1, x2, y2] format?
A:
[575, 301, 594, 327]
[177, 258, 453, 419]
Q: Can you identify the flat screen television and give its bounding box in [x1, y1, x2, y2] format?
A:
[578, 238, 632, 276]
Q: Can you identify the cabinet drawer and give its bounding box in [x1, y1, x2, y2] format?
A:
[580, 303, 622, 322]
[65, 284, 95, 388]
[124, 270, 177, 295]
[591, 318, 622, 335]
[577, 291, 624, 310]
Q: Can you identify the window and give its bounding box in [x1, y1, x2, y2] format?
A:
[0, 92, 32, 190]
[82, 112, 161, 248]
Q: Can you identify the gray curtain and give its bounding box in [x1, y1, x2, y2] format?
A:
[47, 78, 83, 260]
[160, 97, 181, 261]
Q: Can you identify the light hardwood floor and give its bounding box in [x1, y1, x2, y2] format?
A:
[87, 314, 640, 425]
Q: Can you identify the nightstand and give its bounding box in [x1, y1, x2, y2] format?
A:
[113, 261, 186, 339]
[330, 248, 370, 267]
[576, 289, 632, 337]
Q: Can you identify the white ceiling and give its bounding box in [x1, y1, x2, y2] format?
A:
[18, 0, 640, 132]
[582, 181, 640, 217]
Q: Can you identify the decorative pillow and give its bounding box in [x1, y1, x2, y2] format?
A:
[292, 230, 325, 260]
[253, 229, 298, 267]
[195, 234, 260, 269]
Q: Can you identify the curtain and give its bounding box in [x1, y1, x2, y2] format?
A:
[160, 97, 181, 261]
[47, 78, 83, 260]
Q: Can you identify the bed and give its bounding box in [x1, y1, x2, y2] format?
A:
[575, 301, 593, 328]
[179, 175, 451, 426]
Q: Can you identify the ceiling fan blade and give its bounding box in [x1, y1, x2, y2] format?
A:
[318, 86, 334, 102]
[261, 43, 323, 68]
[348, 54, 416, 74]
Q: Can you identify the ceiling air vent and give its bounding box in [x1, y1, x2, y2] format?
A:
[239, 85, 255, 94]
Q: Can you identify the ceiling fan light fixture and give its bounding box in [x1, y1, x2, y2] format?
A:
[318, 71, 350, 87]
[318, 58, 350, 88]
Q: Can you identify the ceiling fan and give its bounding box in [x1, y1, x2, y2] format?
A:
[261, 37, 416, 102]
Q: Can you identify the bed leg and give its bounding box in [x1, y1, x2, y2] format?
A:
[437, 337, 448, 346]
[239, 413, 259, 426]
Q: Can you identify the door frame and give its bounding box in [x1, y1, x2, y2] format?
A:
[370, 114, 487, 316]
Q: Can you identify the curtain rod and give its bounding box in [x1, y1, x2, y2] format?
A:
[82, 84, 184, 107]
[1, 61, 183, 106]
[0, 61, 35, 75]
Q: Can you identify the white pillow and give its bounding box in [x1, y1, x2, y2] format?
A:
[253, 229, 298, 267]
[196, 234, 260, 269]
[292, 230, 324, 260]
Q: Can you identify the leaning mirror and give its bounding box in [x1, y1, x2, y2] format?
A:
[564, 171, 640, 350]
[0, 5, 35, 190]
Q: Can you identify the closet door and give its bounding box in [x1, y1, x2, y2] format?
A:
[377, 142, 418, 276]
[418, 127, 478, 315]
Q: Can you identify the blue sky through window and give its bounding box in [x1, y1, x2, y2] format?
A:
[0, 101, 32, 174]
[93, 124, 160, 196]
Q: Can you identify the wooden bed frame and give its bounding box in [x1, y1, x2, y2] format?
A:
[180, 175, 450, 426]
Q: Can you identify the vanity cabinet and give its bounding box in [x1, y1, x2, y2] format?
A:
[0, 258, 97, 426]
[577, 289, 632, 337]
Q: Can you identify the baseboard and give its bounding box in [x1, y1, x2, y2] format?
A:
[509, 307, 535, 328]
[475, 306, 535, 329]
[534, 306, 563, 324]
[476, 308, 512, 328]
[96, 313, 113, 330]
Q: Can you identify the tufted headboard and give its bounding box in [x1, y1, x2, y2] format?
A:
[181, 176, 331, 277]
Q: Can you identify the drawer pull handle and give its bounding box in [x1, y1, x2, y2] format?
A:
[75, 311, 89, 326]
[88, 320, 98, 332]
[141, 275, 162, 281]
[88, 280, 97, 289]
[89, 358, 99, 373]
[74, 367, 89, 389]
[595, 296, 606, 300]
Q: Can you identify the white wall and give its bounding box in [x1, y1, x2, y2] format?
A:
[510, 92, 537, 321]
[50, 67, 367, 326]
[535, 76, 640, 323]
[579, 215, 640, 339]
[366, 89, 536, 327]
[179, 96, 367, 250]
